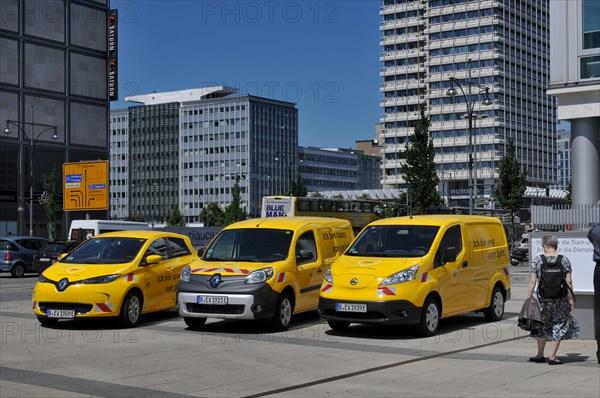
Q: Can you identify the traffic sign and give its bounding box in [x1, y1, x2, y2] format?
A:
[63, 161, 109, 211]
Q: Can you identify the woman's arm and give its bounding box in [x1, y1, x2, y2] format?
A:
[527, 272, 537, 297]
[565, 273, 575, 311]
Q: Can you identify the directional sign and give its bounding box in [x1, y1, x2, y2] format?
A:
[63, 161, 109, 211]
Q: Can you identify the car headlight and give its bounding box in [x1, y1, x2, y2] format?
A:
[379, 265, 419, 287]
[83, 274, 121, 284]
[324, 267, 333, 284]
[180, 265, 191, 282]
[38, 274, 52, 283]
[244, 267, 274, 284]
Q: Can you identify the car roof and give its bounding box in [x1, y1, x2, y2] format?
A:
[368, 215, 502, 228]
[0, 236, 50, 241]
[223, 217, 353, 230]
[91, 230, 189, 239]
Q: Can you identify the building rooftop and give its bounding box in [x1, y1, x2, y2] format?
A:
[125, 86, 238, 105]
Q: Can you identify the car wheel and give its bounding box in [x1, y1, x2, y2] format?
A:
[37, 316, 58, 326]
[327, 320, 350, 331]
[418, 296, 440, 337]
[484, 286, 505, 322]
[184, 317, 207, 329]
[11, 263, 25, 278]
[272, 292, 293, 331]
[119, 291, 142, 328]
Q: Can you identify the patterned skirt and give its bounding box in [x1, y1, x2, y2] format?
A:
[531, 293, 580, 341]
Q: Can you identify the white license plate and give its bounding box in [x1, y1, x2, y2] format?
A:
[46, 309, 75, 318]
[197, 296, 228, 305]
[335, 303, 367, 312]
[39, 258, 51, 262]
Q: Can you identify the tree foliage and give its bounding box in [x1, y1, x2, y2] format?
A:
[40, 166, 60, 240]
[199, 203, 225, 226]
[496, 138, 527, 242]
[223, 176, 247, 225]
[167, 205, 187, 227]
[290, 174, 308, 197]
[399, 107, 443, 214]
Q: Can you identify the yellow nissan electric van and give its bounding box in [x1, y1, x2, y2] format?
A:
[319, 215, 511, 336]
[178, 217, 354, 331]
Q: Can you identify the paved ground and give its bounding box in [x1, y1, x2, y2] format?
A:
[0, 270, 598, 398]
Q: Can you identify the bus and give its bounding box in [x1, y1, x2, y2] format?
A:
[261, 196, 384, 233]
[68, 220, 151, 241]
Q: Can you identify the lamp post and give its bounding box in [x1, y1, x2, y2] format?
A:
[4, 118, 58, 236]
[446, 69, 492, 215]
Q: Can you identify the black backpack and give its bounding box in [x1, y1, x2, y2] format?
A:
[538, 255, 568, 299]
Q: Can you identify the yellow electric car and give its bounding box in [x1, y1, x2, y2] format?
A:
[33, 230, 199, 327]
[319, 215, 511, 336]
[178, 217, 354, 331]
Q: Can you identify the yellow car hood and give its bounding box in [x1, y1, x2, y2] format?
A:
[42, 262, 131, 280]
[331, 257, 421, 289]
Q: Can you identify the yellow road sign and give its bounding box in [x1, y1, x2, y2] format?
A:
[63, 161, 109, 211]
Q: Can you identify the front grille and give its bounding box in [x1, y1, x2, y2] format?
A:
[39, 302, 93, 314]
[186, 303, 244, 315]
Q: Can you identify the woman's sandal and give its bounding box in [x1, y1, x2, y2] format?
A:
[548, 359, 563, 365]
[528, 356, 546, 363]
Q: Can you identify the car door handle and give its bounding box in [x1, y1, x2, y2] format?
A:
[316, 268, 323, 273]
[462, 261, 468, 268]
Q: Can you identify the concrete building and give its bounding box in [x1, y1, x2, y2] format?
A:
[380, 0, 557, 208]
[109, 87, 298, 222]
[298, 146, 381, 193]
[555, 129, 571, 192]
[1, 1, 111, 237]
[547, 0, 600, 206]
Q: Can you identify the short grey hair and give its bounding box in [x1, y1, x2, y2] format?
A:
[542, 235, 558, 249]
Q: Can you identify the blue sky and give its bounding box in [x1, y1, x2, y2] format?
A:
[110, 0, 382, 148]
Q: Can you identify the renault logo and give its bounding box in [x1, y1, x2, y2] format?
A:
[350, 278, 359, 286]
[209, 273, 222, 288]
[57, 278, 69, 292]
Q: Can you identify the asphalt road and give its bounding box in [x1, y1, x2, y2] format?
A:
[1, 271, 598, 398]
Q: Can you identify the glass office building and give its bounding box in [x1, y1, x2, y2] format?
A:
[380, 0, 557, 208]
[0, 0, 111, 237]
[110, 87, 298, 222]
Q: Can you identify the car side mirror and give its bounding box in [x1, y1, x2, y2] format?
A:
[143, 254, 162, 265]
[296, 249, 313, 262]
[197, 247, 206, 257]
[444, 247, 457, 263]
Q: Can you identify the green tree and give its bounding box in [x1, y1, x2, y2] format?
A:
[399, 107, 443, 214]
[199, 203, 225, 226]
[223, 176, 247, 225]
[167, 205, 187, 227]
[290, 174, 308, 197]
[358, 193, 372, 200]
[496, 138, 527, 242]
[40, 166, 60, 240]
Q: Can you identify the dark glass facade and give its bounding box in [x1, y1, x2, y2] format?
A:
[0, 0, 110, 238]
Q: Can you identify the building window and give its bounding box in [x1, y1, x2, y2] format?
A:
[582, 0, 600, 49]
[581, 56, 600, 79]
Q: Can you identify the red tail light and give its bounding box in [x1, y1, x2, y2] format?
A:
[4, 252, 10, 261]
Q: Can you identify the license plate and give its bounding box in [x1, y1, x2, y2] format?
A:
[197, 295, 228, 305]
[46, 309, 75, 318]
[39, 258, 51, 262]
[335, 303, 367, 312]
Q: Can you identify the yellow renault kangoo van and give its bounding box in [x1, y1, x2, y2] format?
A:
[319, 215, 511, 336]
[178, 217, 354, 331]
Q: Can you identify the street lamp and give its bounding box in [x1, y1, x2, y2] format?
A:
[4, 119, 59, 236]
[446, 70, 492, 215]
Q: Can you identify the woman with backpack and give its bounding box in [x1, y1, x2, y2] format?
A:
[527, 235, 579, 365]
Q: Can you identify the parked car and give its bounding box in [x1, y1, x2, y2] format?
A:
[31, 241, 82, 274]
[0, 236, 51, 277]
[33, 230, 200, 327]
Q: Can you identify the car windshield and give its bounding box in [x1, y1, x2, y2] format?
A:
[204, 229, 293, 262]
[346, 225, 440, 258]
[40, 243, 70, 254]
[61, 237, 146, 264]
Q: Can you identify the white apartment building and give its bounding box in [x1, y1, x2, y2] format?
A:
[380, 0, 556, 208]
[555, 130, 571, 192]
[109, 87, 298, 222]
[547, 0, 600, 206]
